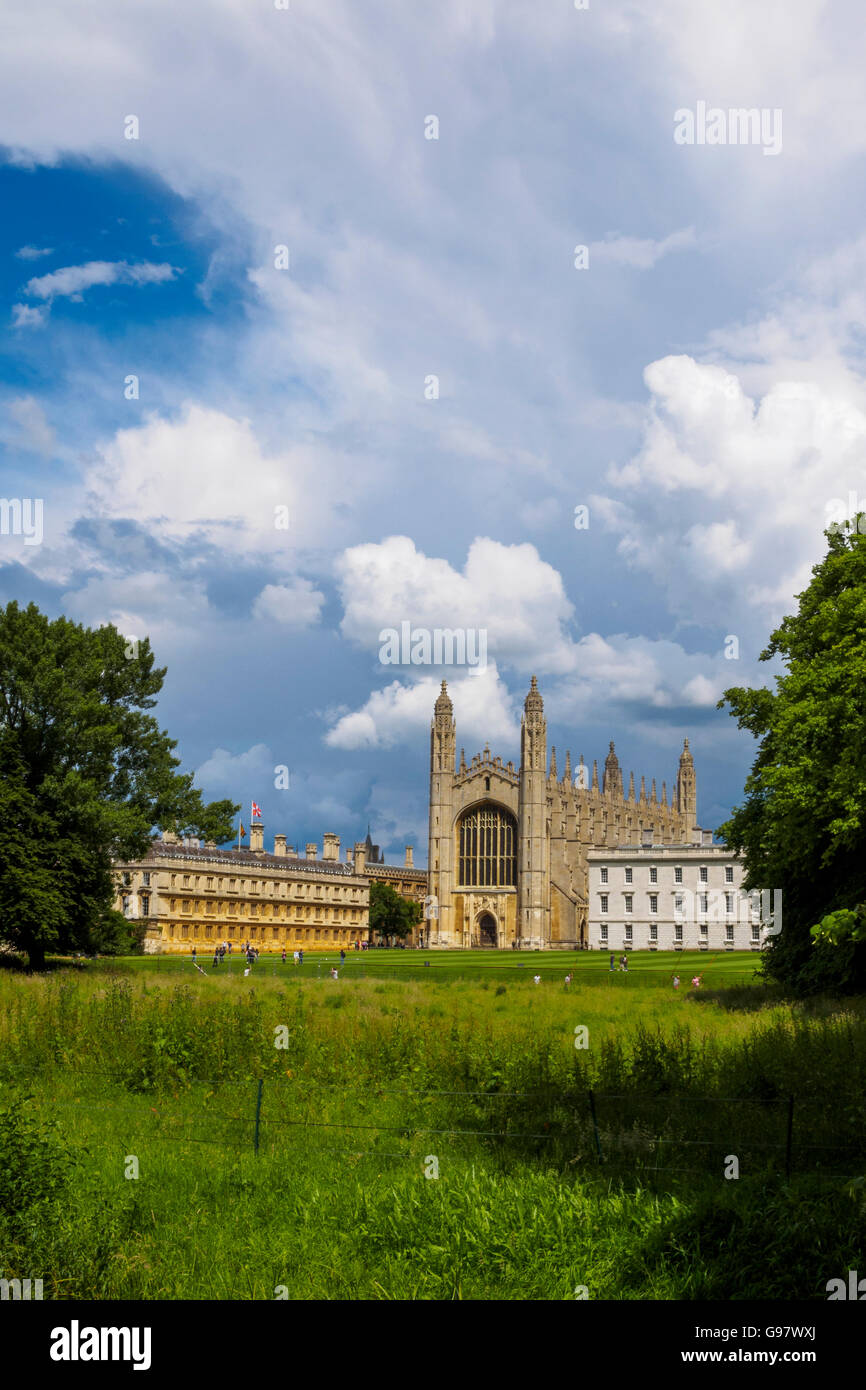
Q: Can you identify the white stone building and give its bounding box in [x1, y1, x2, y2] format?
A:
[586, 831, 765, 952]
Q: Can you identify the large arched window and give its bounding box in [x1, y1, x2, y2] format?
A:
[457, 804, 517, 887]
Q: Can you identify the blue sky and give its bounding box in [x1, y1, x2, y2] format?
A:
[2, 0, 865, 860]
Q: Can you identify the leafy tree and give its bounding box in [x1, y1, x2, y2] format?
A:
[369, 880, 423, 943]
[717, 520, 866, 995]
[0, 601, 239, 968]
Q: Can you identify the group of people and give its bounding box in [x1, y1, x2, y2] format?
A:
[671, 974, 702, 990]
[609, 953, 630, 973]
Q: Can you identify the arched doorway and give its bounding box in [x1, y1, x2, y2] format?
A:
[479, 913, 497, 948]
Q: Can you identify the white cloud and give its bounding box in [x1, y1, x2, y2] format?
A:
[589, 227, 697, 270]
[546, 633, 732, 723]
[325, 663, 517, 751]
[11, 302, 45, 328]
[252, 580, 325, 628]
[84, 403, 300, 557]
[594, 348, 866, 626]
[22, 259, 177, 302]
[336, 534, 577, 675]
[14, 244, 53, 260]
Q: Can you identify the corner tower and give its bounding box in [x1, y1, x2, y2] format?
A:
[517, 676, 549, 946]
[676, 737, 697, 832]
[427, 681, 456, 944]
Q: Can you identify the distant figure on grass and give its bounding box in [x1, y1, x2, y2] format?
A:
[298, 949, 304, 965]
[672, 975, 680, 990]
[281, 948, 286, 964]
[564, 973, 573, 986]
[192, 947, 197, 964]
[243, 967, 250, 977]
[609, 953, 616, 972]
[340, 949, 346, 965]
[212, 951, 219, 969]
[330, 967, 338, 980]
[533, 974, 541, 984]
[620, 956, 629, 972]
[691, 974, 702, 989]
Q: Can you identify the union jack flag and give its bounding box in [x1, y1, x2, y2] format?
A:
[251, 800, 263, 821]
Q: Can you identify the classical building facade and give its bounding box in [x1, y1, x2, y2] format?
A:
[425, 676, 710, 949]
[586, 840, 757, 952]
[114, 824, 424, 954]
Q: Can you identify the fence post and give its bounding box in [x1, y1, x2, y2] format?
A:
[588, 1089, 603, 1163]
[254, 1078, 264, 1155]
[785, 1094, 794, 1179]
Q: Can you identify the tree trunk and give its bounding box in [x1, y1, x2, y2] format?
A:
[27, 940, 47, 972]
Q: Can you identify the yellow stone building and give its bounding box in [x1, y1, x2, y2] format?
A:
[114, 823, 425, 954]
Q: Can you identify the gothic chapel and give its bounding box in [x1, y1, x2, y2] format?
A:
[425, 677, 700, 948]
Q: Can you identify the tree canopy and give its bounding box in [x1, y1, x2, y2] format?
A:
[0, 601, 238, 968]
[717, 520, 866, 994]
[369, 880, 422, 942]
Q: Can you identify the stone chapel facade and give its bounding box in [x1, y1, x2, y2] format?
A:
[425, 676, 703, 949]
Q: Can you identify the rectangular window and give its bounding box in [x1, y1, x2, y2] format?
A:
[700, 921, 708, 936]
[726, 924, 734, 941]
[600, 867, 608, 884]
[600, 924, 608, 942]
[142, 872, 151, 887]
[675, 893, 684, 916]
[649, 867, 657, 884]
[725, 892, 734, 915]
[649, 894, 658, 914]
[625, 867, 633, 884]
[725, 866, 734, 883]
[674, 867, 683, 884]
[624, 895, 633, 914]
[649, 924, 658, 941]
[674, 924, 683, 942]
[625, 924, 633, 942]
[751, 924, 760, 941]
[600, 895, 608, 914]
[699, 893, 708, 915]
[140, 894, 150, 916]
[700, 866, 708, 883]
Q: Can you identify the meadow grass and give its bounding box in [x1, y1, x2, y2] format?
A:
[1, 952, 864, 1299]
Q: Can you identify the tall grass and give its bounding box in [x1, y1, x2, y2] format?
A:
[1, 965, 864, 1299]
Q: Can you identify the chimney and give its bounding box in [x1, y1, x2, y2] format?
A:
[345, 847, 355, 867]
[641, 827, 653, 848]
[273, 834, 287, 857]
[306, 842, 318, 861]
[702, 829, 713, 847]
[250, 823, 264, 854]
[353, 842, 367, 873]
[405, 846, 414, 868]
[322, 832, 340, 862]
[286, 844, 298, 859]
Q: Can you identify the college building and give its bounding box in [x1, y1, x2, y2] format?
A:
[586, 838, 760, 952]
[424, 676, 720, 949]
[114, 825, 427, 954]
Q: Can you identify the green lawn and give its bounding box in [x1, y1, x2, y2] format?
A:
[1, 953, 863, 1299]
[95, 945, 761, 989]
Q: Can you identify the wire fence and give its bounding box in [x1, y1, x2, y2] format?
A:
[5, 1063, 864, 1181]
